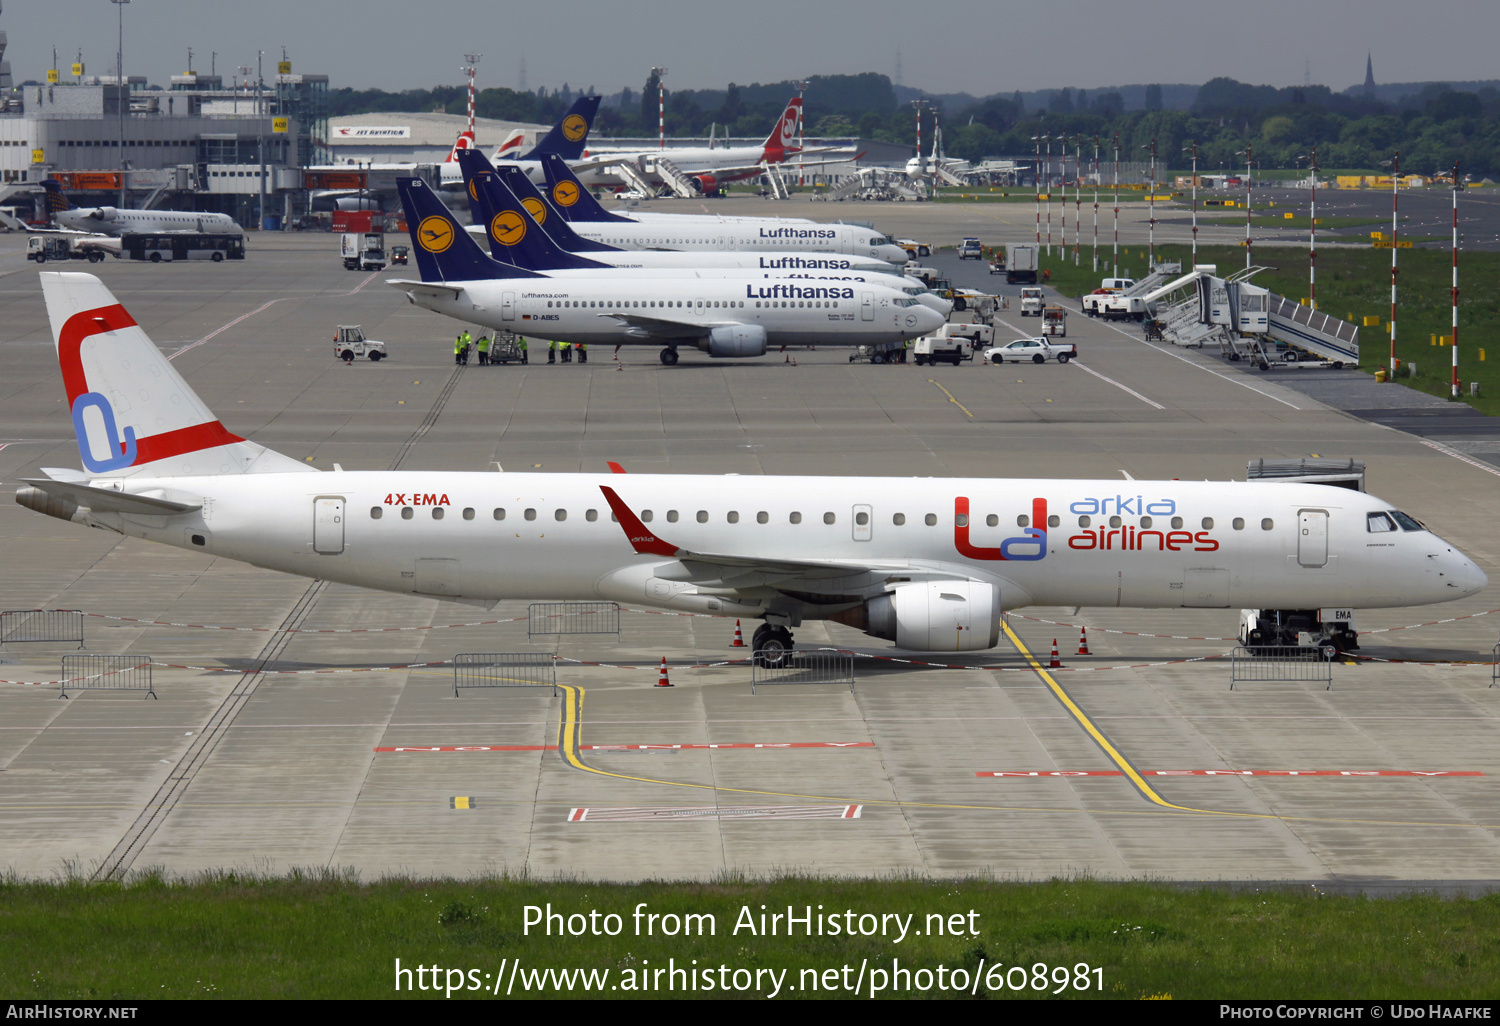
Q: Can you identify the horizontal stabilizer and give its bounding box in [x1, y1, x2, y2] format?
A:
[19, 477, 202, 515]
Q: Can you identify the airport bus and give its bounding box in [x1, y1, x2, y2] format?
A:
[122, 233, 246, 263]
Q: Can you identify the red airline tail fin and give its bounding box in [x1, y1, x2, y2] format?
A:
[760, 97, 802, 163]
[599, 486, 679, 557]
[445, 130, 477, 164]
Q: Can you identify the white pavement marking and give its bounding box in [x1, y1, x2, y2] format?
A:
[1071, 360, 1165, 408]
[1420, 439, 1500, 481]
[1091, 315, 1305, 410]
[168, 271, 380, 360]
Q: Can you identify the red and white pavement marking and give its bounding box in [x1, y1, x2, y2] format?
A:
[976, 770, 1484, 778]
[375, 742, 874, 753]
[568, 804, 862, 822]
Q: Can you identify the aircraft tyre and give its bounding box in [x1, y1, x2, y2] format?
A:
[659, 347, 679, 366]
[754, 627, 794, 669]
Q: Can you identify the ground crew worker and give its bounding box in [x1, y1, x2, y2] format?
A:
[561, 341, 572, 363]
[454, 333, 465, 366]
[518, 337, 528, 364]
[578, 343, 588, 364]
[476, 334, 491, 366]
[548, 339, 558, 364]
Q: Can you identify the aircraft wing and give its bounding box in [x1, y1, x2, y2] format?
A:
[675, 154, 862, 180]
[595, 311, 717, 340]
[598, 485, 967, 593]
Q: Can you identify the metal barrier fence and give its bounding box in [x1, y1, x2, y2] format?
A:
[1, 609, 85, 649]
[59, 655, 154, 699]
[453, 652, 557, 697]
[1229, 646, 1333, 691]
[1492, 644, 1499, 688]
[751, 650, 856, 694]
[527, 602, 620, 639]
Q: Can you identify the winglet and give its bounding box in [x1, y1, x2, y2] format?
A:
[599, 485, 679, 556]
[607, 461, 626, 474]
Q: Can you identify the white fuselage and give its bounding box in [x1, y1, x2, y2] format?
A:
[56, 207, 242, 236]
[393, 275, 943, 347]
[558, 220, 908, 266]
[73, 474, 1484, 632]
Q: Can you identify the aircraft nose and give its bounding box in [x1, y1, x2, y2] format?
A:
[915, 305, 946, 333]
[1464, 558, 1488, 597]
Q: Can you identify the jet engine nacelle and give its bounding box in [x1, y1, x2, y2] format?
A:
[865, 580, 1000, 652]
[693, 174, 719, 195]
[87, 207, 118, 222]
[701, 324, 767, 359]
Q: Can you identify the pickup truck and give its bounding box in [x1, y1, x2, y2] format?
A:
[983, 337, 1077, 365]
[1019, 287, 1046, 316]
[958, 237, 983, 259]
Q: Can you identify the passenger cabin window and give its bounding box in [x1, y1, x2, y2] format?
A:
[1108, 516, 1121, 528]
[757, 511, 768, 524]
[855, 511, 870, 526]
[463, 508, 475, 521]
[1078, 515, 1091, 528]
[790, 512, 802, 524]
[1048, 515, 1060, 527]
[401, 507, 413, 520]
[1171, 517, 1183, 529]
[666, 510, 679, 523]
[955, 513, 969, 527]
[893, 513, 906, 526]
[1232, 518, 1245, 530]
[370, 507, 382, 519]
[494, 508, 506, 521]
[641, 510, 653, 522]
[524, 508, 537, 521]
[697, 510, 709, 523]
[727, 511, 740, 524]
[823, 512, 835, 525]
[924, 514, 937, 526]
[986, 514, 999, 527]
[586, 509, 598, 522]
[1367, 512, 1397, 533]
[1017, 515, 1030, 527]
[1202, 517, 1214, 529]
[555, 509, 567, 522]
[1261, 518, 1274, 531]
[432, 507, 444, 520]
[1140, 516, 1152, 529]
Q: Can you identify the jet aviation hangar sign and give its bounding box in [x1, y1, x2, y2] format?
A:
[333, 126, 411, 139]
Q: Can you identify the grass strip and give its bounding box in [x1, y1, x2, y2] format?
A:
[2, 873, 1497, 999]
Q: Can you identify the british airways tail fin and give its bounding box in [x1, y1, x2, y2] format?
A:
[395, 177, 540, 284]
[519, 95, 601, 161]
[40, 179, 75, 214]
[759, 96, 802, 162]
[539, 154, 634, 224]
[36, 272, 311, 480]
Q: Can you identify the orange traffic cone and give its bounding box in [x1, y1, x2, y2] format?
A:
[1077, 627, 1091, 656]
[655, 656, 673, 687]
[1049, 639, 1062, 669]
[731, 620, 745, 647]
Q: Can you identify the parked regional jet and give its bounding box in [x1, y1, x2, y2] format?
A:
[22, 271, 1485, 664]
[458, 160, 951, 315]
[41, 180, 241, 236]
[389, 178, 941, 363]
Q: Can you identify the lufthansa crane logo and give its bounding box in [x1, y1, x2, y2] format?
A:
[467, 175, 490, 202]
[521, 196, 548, 225]
[562, 114, 588, 142]
[552, 180, 580, 207]
[491, 209, 526, 246]
[417, 216, 454, 253]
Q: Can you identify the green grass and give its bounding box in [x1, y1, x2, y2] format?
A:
[1040, 243, 1500, 414]
[935, 190, 1159, 204]
[2, 873, 1498, 999]
[1190, 214, 1391, 231]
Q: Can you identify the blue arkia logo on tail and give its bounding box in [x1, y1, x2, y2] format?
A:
[71, 392, 137, 472]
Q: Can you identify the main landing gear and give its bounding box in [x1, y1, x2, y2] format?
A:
[659, 347, 679, 366]
[751, 622, 794, 669]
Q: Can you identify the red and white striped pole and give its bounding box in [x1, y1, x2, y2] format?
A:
[1074, 135, 1081, 265]
[1112, 133, 1119, 276]
[1092, 134, 1099, 273]
[653, 66, 667, 150]
[1451, 160, 1461, 399]
[1033, 132, 1042, 248]
[1308, 146, 1316, 311]
[1386, 151, 1400, 376]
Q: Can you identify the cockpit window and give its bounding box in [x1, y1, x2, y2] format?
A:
[1367, 512, 1397, 533]
[1389, 510, 1425, 532]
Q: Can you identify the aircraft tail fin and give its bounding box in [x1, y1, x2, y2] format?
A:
[395, 177, 539, 283]
[454, 154, 606, 272]
[38, 272, 312, 479]
[40, 179, 74, 214]
[445, 129, 477, 164]
[492, 128, 527, 162]
[539, 153, 634, 224]
[488, 160, 616, 255]
[519, 95, 601, 161]
[760, 97, 802, 163]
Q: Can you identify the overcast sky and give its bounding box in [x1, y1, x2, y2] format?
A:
[5, 0, 1497, 98]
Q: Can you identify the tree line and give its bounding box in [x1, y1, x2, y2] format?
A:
[325, 73, 1500, 176]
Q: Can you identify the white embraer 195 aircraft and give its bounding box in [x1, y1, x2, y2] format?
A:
[41, 180, 241, 236]
[21, 271, 1486, 663]
[388, 178, 943, 364]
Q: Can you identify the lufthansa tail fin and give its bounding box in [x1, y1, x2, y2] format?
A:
[539, 154, 634, 224]
[395, 177, 539, 284]
[759, 96, 802, 163]
[519, 95, 601, 161]
[40, 179, 75, 215]
[38, 272, 312, 480]
[489, 161, 616, 254]
[457, 156, 607, 273]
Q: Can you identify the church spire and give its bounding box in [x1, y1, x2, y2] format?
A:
[1364, 53, 1376, 98]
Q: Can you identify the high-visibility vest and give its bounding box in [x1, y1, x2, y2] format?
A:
[461, 331, 472, 344]
[517, 338, 527, 350]
[476, 337, 490, 352]
[454, 336, 464, 354]
[549, 340, 559, 350]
